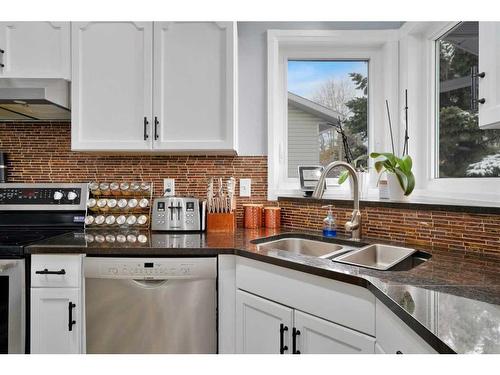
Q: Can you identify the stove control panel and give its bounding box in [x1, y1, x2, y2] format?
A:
[0, 183, 88, 211]
[85, 257, 217, 280]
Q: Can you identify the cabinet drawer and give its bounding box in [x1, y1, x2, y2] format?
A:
[236, 257, 375, 335]
[31, 255, 82, 288]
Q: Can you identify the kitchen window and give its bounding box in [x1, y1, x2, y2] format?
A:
[287, 60, 369, 178]
[436, 22, 500, 178]
[267, 30, 399, 200]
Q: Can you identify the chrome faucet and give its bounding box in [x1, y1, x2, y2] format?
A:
[312, 161, 362, 241]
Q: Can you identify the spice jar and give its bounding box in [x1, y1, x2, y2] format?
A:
[126, 215, 137, 225]
[116, 234, 127, 243]
[120, 182, 130, 196]
[127, 198, 138, 211]
[264, 207, 281, 229]
[140, 182, 151, 193]
[127, 234, 137, 243]
[116, 215, 127, 226]
[105, 234, 116, 243]
[137, 215, 149, 226]
[89, 182, 100, 196]
[117, 199, 128, 211]
[105, 215, 116, 225]
[96, 198, 108, 212]
[87, 198, 98, 212]
[94, 215, 105, 225]
[84, 215, 95, 226]
[137, 234, 148, 243]
[130, 182, 141, 195]
[110, 182, 120, 196]
[107, 199, 117, 211]
[138, 198, 149, 209]
[243, 204, 264, 229]
[99, 182, 110, 195]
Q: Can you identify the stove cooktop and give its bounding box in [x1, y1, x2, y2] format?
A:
[0, 228, 75, 257]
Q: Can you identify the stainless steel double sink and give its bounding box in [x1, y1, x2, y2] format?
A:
[255, 237, 417, 271]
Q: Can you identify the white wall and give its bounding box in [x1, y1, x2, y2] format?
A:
[237, 21, 404, 155]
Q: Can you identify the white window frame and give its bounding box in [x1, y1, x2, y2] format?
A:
[401, 22, 500, 202]
[267, 30, 400, 201]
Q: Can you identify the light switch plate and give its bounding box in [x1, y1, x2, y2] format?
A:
[239, 178, 251, 197]
[163, 178, 175, 196]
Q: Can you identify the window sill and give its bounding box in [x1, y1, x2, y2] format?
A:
[277, 193, 500, 215]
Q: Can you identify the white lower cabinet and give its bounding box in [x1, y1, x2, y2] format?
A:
[30, 288, 81, 354]
[293, 310, 375, 354]
[236, 290, 293, 354]
[235, 289, 375, 354]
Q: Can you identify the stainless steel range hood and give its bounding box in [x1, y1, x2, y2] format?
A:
[0, 78, 71, 121]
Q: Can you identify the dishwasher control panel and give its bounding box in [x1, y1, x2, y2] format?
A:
[84, 257, 217, 280]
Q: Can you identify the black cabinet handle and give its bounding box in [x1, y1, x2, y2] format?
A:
[0, 63, 4, 68]
[396, 350, 403, 354]
[292, 327, 301, 354]
[154, 116, 159, 140]
[0, 49, 4, 54]
[475, 72, 486, 79]
[477, 98, 486, 105]
[279, 323, 288, 354]
[68, 302, 76, 331]
[35, 268, 66, 275]
[143, 117, 149, 140]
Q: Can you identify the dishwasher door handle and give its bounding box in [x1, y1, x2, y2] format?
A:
[131, 279, 169, 289]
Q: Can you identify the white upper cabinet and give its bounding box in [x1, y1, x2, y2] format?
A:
[153, 22, 237, 153]
[70, 21, 237, 153]
[479, 22, 500, 129]
[71, 22, 153, 151]
[0, 22, 70, 79]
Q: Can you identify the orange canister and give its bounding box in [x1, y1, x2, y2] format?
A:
[243, 204, 264, 229]
[264, 206, 281, 228]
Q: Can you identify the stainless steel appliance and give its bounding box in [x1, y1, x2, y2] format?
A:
[0, 79, 71, 121]
[151, 197, 205, 231]
[0, 182, 88, 354]
[84, 257, 217, 354]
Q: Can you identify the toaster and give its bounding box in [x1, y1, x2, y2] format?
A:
[151, 197, 205, 231]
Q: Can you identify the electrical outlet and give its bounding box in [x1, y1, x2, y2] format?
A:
[239, 178, 251, 197]
[163, 178, 175, 196]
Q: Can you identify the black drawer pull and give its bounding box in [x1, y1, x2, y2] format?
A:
[396, 350, 403, 354]
[35, 268, 66, 275]
[0, 49, 4, 54]
[143, 117, 149, 140]
[68, 302, 76, 331]
[154, 116, 159, 140]
[292, 327, 301, 354]
[0, 63, 4, 68]
[477, 98, 486, 105]
[279, 323, 288, 354]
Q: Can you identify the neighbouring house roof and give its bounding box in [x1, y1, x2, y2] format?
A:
[287, 92, 342, 132]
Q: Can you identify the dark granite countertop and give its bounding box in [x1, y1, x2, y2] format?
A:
[26, 228, 500, 354]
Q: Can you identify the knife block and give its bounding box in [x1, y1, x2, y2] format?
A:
[207, 212, 236, 232]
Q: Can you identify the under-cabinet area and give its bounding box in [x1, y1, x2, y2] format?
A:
[28, 252, 440, 354]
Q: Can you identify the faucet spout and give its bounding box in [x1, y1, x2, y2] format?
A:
[312, 161, 362, 240]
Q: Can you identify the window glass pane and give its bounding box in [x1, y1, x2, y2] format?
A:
[437, 22, 500, 178]
[287, 60, 368, 178]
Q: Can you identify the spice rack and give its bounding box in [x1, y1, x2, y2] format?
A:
[85, 181, 153, 229]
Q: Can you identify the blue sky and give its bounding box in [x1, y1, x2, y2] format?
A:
[288, 60, 368, 99]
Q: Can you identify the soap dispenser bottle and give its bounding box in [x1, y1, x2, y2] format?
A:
[322, 205, 337, 237]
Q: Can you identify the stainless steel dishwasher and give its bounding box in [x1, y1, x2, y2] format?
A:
[84, 257, 217, 354]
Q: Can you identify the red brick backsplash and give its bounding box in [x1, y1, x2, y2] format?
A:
[1, 122, 499, 254]
[278, 200, 500, 255]
[0, 122, 270, 226]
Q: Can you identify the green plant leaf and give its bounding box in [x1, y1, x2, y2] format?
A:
[370, 152, 397, 165]
[338, 170, 349, 185]
[374, 161, 385, 173]
[404, 170, 415, 196]
[402, 155, 413, 170]
[394, 168, 408, 192]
